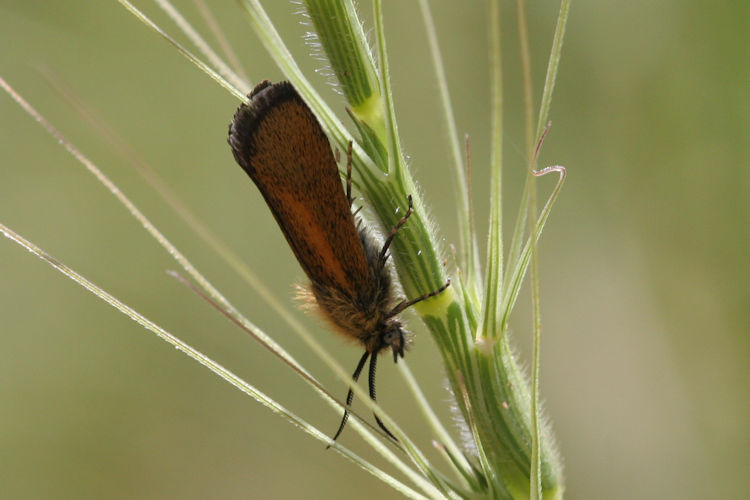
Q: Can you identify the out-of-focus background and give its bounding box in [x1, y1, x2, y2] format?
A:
[1, 1, 747, 498]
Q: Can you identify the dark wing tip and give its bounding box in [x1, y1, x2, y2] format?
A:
[227, 80, 300, 173]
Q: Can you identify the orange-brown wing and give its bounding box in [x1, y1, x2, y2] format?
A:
[228, 81, 371, 297]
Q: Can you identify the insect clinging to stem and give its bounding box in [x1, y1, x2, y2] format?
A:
[228, 80, 449, 443]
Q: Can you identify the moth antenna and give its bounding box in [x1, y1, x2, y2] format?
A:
[368, 351, 398, 442]
[328, 350, 370, 446]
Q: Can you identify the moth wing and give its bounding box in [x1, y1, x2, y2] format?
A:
[229, 81, 371, 296]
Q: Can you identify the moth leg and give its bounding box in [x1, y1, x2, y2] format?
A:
[379, 195, 414, 264]
[346, 140, 354, 207]
[387, 279, 451, 318]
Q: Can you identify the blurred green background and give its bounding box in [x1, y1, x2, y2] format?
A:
[1, 1, 747, 498]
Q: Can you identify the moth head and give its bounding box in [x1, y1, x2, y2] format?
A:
[383, 325, 406, 362]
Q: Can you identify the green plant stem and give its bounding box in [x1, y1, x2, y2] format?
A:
[302, 0, 567, 496]
[516, 0, 543, 496]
